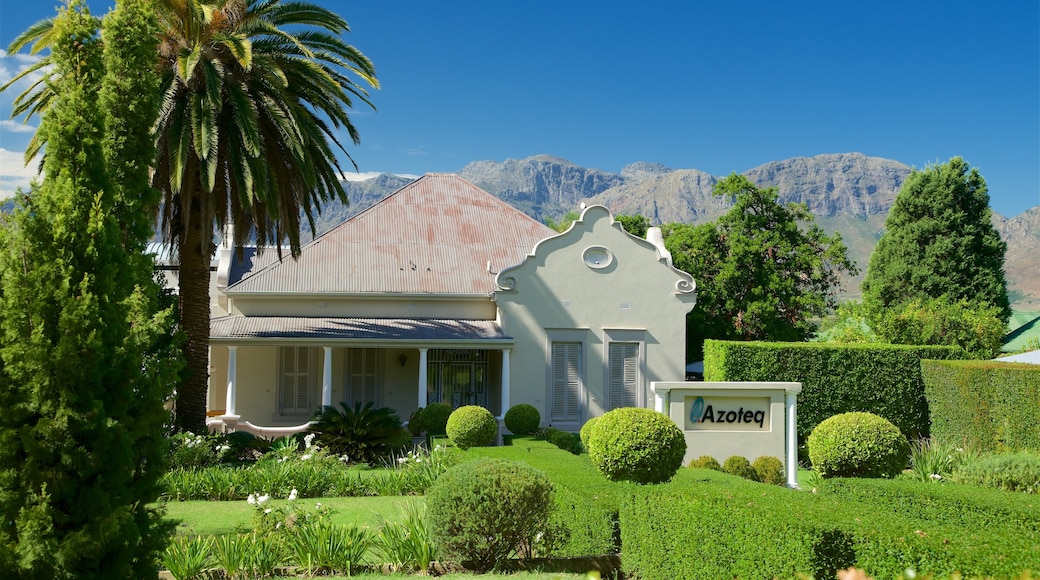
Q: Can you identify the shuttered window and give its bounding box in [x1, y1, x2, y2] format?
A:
[279, 347, 313, 415]
[608, 342, 640, 410]
[347, 348, 380, 406]
[551, 342, 582, 422]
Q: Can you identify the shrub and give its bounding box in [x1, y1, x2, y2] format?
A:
[579, 416, 600, 449]
[420, 402, 452, 437]
[407, 408, 423, 436]
[543, 427, 582, 455]
[586, 407, 686, 484]
[426, 458, 555, 571]
[308, 402, 410, 465]
[951, 452, 1040, 493]
[922, 359, 1040, 453]
[504, 403, 541, 435]
[808, 412, 910, 478]
[704, 340, 963, 441]
[752, 456, 785, 485]
[688, 455, 722, 471]
[445, 406, 498, 449]
[722, 456, 759, 481]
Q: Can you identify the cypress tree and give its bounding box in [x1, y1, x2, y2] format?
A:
[861, 157, 1010, 322]
[0, 1, 180, 578]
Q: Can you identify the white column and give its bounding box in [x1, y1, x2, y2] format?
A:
[785, 385, 801, 488]
[322, 346, 333, 408]
[417, 348, 429, 408]
[499, 349, 511, 418]
[224, 346, 238, 417]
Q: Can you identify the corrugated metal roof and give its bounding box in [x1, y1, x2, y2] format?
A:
[228, 174, 555, 295]
[211, 315, 511, 342]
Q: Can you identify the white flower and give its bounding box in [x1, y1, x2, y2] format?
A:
[315, 502, 322, 509]
[264, 508, 272, 514]
[247, 494, 256, 505]
[930, 473, 943, 481]
[304, 433, 316, 449]
[397, 457, 408, 464]
[339, 454, 350, 463]
[288, 488, 298, 501]
[301, 453, 313, 461]
[257, 494, 270, 505]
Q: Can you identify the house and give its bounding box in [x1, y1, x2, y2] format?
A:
[206, 174, 696, 436]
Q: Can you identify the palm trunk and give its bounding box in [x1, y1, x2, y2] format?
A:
[174, 198, 214, 434]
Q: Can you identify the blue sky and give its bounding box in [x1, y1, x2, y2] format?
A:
[1, 1, 1037, 217]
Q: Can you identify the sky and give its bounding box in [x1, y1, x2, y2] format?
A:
[1, 1, 1038, 217]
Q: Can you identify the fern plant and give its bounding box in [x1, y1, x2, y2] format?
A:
[309, 402, 411, 465]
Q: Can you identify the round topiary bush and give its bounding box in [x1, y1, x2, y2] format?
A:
[420, 402, 452, 437]
[579, 416, 600, 450]
[688, 455, 722, 471]
[586, 407, 686, 484]
[504, 403, 541, 435]
[752, 456, 785, 485]
[426, 458, 555, 571]
[808, 412, 910, 478]
[544, 427, 581, 454]
[723, 456, 759, 481]
[446, 405, 498, 449]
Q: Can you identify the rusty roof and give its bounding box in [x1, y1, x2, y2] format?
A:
[228, 174, 555, 295]
[211, 315, 511, 343]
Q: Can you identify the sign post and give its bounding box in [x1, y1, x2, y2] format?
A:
[651, 381, 802, 487]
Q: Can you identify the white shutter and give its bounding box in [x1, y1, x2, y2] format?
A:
[280, 347, 311, 414]
[348, 348, 380, 405]
[609, 343, 639, 409]
[551, 342, 581, 422]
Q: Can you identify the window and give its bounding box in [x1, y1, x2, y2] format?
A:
[427, 349, 488, 407]
[608, 342, 640, 410]
[346, 348, 380, 406]
[551, 342, 582, 422]
[279, 346, 314, 415]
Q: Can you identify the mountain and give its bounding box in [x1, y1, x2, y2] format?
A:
[312, 152, 1036, 306]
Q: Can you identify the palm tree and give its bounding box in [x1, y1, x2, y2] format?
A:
[4, 0, 378, 433]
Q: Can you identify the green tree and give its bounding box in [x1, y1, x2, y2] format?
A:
[615, 213, 651, 238]
[0, 1, 180, 577]
[861, 157, 1010, 323]
[5, 0, 379, 433]
[663, 173, 857, 361]
[545, 210, 580, 232]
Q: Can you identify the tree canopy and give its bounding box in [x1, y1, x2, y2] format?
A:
[663, 173, 857, 361]
[861, 157, 1009, 323]
[3, 0, 379, 432]
[0, 1, 179, 575]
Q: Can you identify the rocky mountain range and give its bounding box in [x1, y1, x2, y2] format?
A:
[3, 152, 1035, 305]
[312, 152, 1039, 306]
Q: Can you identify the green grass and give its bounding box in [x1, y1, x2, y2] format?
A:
[164, 495, 424, 537]
[293, 575, 589, 580]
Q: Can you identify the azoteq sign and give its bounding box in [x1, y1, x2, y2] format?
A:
[685, 396, 770, 431]
[651, 381, 802, 487]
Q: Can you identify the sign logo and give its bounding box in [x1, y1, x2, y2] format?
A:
[689, 396, 705, 423]
[683, 395, 769, 430]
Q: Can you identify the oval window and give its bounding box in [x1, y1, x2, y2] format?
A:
[582, 246, 613, 269]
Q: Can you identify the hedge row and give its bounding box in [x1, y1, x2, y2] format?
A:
[703, 340, 963, 439]
[921, 359, 1040, 453]
[621, 468, 1040, 580]
[467, 439, 620, 556]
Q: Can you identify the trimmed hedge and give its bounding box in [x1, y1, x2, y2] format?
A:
[808, 412, 909, 478]
[468, 441, 621, 557]
[921, 359, 1040, 453]
[703, 340, 963, 439]
[621, 468, 1040, 579]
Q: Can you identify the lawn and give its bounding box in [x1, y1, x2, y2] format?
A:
[165, 495, 424, 537]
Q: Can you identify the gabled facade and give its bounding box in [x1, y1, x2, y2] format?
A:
[206, 174, 695, 436]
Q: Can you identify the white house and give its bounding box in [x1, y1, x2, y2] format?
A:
[205, 174, 696, 435]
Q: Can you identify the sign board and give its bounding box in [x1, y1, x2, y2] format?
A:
[651, 381, 801, 487]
